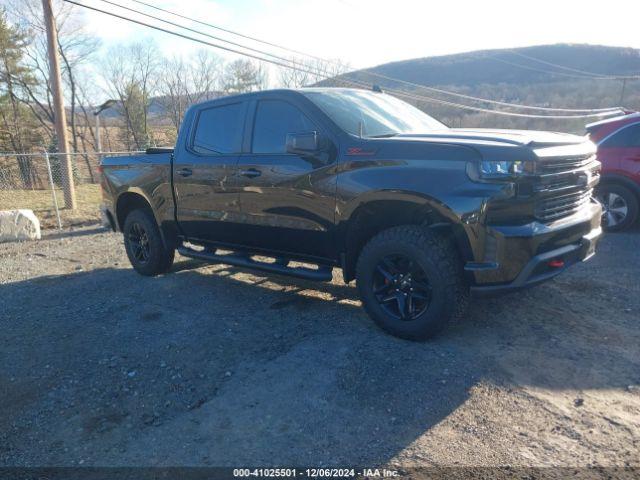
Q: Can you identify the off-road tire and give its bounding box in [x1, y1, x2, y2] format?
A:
[356, 225, 468, 340]
[123, 208, 174, 276]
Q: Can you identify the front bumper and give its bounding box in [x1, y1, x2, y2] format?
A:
[468, 200, 603, 296]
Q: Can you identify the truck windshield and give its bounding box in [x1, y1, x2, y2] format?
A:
[303, 89, 447, 138]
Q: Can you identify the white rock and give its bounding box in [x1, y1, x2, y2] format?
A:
[0, 209, 41, 243]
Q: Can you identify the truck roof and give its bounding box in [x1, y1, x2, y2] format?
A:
[199, 87, 372, 104]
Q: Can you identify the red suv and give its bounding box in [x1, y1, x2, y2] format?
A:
[587, 113, 640, 231]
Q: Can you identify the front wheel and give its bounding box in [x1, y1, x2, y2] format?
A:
[123, 208, 175, 276]
[356, 226, 468, 341]
[596, 184, 639, 232]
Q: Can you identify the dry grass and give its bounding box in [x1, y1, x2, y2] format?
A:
[0, 183, 102, 229]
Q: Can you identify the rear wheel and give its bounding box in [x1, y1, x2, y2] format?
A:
[123, 209, 174, 276]
[596, 184, 639, 232]
[356, 225, 468, 341]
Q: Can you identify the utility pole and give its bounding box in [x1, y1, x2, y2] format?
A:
[619, 78, 627, 107]
[95, 112, 101, 153]
[42, 0, 76, 209]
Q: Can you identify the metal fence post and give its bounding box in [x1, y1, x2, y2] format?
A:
[44, 151, 62, 230]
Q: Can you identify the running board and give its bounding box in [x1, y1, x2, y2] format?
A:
[177, 246, 333, 281]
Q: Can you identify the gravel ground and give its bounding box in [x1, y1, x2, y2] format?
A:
[0, 225, 639, 468]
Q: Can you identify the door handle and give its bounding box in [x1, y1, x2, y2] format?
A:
[240, 168, 262, 178]
[176, 168, 192, 177]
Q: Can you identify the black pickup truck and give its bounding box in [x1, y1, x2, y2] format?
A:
[101, 87, 603, 340]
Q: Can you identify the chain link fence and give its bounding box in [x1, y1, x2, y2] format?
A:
[0, 151, 142, 229]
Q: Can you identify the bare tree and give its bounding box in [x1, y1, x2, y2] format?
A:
[278, 56, 351, 88]
[159, 49, 223, 133]
[278, 57, 314, 88]
[7, 0, 99, 150]
[189, 50, 224, 103]
[222, 59, 268, 94]
[102, 41, 159, 150]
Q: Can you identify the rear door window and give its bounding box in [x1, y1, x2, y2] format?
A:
[602, 124, 640, 148]
[252, 100, 316, 154]
[192, 102, 245, 154]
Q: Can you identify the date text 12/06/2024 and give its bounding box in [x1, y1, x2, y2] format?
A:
[233, 468, 400, 478]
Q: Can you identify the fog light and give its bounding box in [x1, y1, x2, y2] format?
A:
[548, 259, 564, 268]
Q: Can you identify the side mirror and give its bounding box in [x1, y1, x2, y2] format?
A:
[286, 131, 322, 155]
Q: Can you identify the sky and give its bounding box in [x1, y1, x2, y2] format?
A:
[76, 0, 640, 71]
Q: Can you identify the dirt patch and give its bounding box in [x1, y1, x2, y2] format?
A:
[0, 225, 638, 467]
[0, 184, 102, 229]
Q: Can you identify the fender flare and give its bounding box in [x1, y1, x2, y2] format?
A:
[341, 189, 463, 224]
[114, 188, 171, 249]
[338, 190, 477, 281]
[114, 187, 159, 227]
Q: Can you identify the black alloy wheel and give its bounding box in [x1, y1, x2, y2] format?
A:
[127, 221, 151, 264]
[373, 254, 432, 320]
[356, 225, 468, 341]
[122, 208, 175, 276]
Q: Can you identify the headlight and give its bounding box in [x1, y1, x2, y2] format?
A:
[478, 160, 534, 180]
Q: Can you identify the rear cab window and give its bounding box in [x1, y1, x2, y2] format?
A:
[191, 102, 246, 154]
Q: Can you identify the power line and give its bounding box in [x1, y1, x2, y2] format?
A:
[63, 0, 625, 119]
[122, 0, 622, 113]
[88, 0, 626, 113]
[340, 78, 621, 119]
[507, 49, 640, 80]
[93, 0, 305, 67]
[491, 53, 640, 81]
[355, 70, 620, 113]
[62, 0, 327, 77]
[61, 1, 353, 93]
[128, 0, 330, 64]
[488, 55, 601, 80]
[116, 0, 623, 114]
[79, 0, 351, 90]
[508, 49, 609, 78]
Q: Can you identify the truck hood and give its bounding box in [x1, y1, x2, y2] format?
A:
[372, 128, 596, 163]
[397, 128, 587, 148]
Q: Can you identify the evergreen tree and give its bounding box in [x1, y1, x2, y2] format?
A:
[0, 8, 42, 187]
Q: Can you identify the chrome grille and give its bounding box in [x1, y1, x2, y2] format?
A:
[532, 153, 599, 222]
[535, 189, 592, 221]
[537, 154, 595, 173]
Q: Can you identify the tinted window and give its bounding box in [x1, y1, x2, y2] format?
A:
[252, 100, 316, 153]
[602, 124, 640, 148]
[304, 90, 446, 137]
[192, 102, 245, 154]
